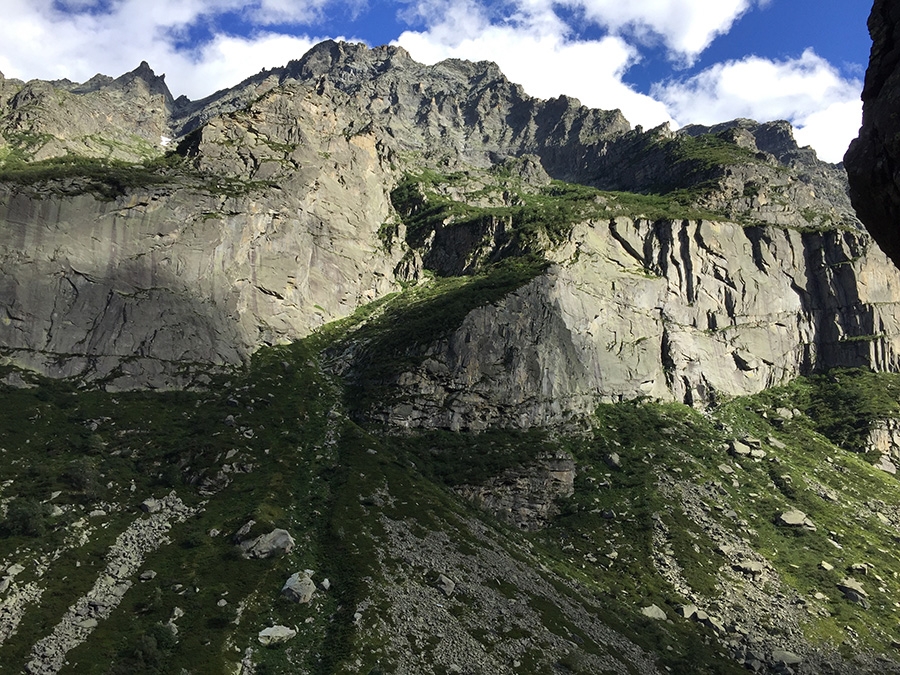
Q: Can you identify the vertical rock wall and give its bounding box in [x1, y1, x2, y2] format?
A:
[846, 0, 900, 268]
[377, 218, 900, 429]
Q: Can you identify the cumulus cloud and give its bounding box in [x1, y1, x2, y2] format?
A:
[396, 0, 674, 131]
[247, 0, 365, 26]
[403, 0, 768, 64]
[653, 49, 862, 162]
[169, 33, 324, 99]
[0, 0, 338, 99]
[559, 0, 766, 63]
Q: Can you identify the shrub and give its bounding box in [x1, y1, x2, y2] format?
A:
[2, 499, 50, 537]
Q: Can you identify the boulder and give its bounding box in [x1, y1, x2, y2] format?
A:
[874, 454, 897, 475]
[777, 509, 816, 531]
[240, 529, 295, 559]
[772, 649, 803, 666]
[677, 604, 699, 620]
[258, 625, 297, 646]
[282, 573, 316, 604]
[640, 604, 667, 620]
[837, 578, 870, 608]
[734, 560, 765, 576]
[140, 498, 161, 514]
[435, 574, 456, 597]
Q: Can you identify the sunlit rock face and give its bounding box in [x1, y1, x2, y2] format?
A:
[374, 217, 900, 430]
[2, 39, 899, 407]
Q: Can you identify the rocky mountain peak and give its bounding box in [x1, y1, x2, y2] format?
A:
[678, 118, 808, 164]
[283, 39, 414, 82]
[109, 60, 174, 107]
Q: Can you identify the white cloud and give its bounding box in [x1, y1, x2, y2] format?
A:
[560, 0, 765, 63]
[246, 0, 356, 26]
[396, 0, 673, 132]
[165, 33, 324, 99]
[653, 49, 862, 162]
[0, 0, 339, 99]
[793, 100, 862, 165]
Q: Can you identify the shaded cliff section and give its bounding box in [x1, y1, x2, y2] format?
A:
[846, 0, 900, 268]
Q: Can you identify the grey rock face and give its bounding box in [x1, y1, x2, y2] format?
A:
[0, 124, 405, 388]
[375, 217, 900, 429]
[0, 38, 895, 405]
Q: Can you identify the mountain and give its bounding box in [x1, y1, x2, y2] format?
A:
[2, 37, 900, 675]
[846, 0, 900, 268]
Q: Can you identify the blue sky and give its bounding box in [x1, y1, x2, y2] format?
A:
[0, 0, 873, 162]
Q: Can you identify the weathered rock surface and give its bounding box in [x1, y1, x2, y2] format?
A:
[0, 62, 174, 163]
[281, 572, 316, 603]
[454, 452, 575, 529]
[778, 509, 816, 531]
[1, 40, 883, 398]
[257, 625, 296, 646]
[846, 0, 900, 268]
[0, 134, 404, 388]
[376, 217, 900, 428]
[641, 604, 667, 620]
[837, 577, 871, 608]
[240, 528, 295, 559]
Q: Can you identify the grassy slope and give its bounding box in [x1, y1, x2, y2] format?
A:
[0, 135, 896, 673]
[3, 280, 900, 673]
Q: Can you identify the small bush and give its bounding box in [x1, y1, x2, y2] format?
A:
[63, 456, 102, 499]
[2, 498, 50, 537]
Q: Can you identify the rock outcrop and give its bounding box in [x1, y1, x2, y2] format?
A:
[0, 62, 174, 163]
[1, 38, 897, 414]
[846, 0, 900, 267]
[375, 216, 900, 429]
[454, 452, 576, 530]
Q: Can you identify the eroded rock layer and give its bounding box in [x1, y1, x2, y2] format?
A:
[376, 217, 900, 429]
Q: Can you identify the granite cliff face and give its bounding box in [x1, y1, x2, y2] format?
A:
[0, 40, 896, 412]
[846, 0, 900, 267]
[376, 216, 900, 429]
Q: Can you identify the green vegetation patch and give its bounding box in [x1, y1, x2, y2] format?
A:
[391, 169, 735, 272]
[390, 172, 602, 261]
[0, 152, 183, 199]
[663, 133, 763, 172]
